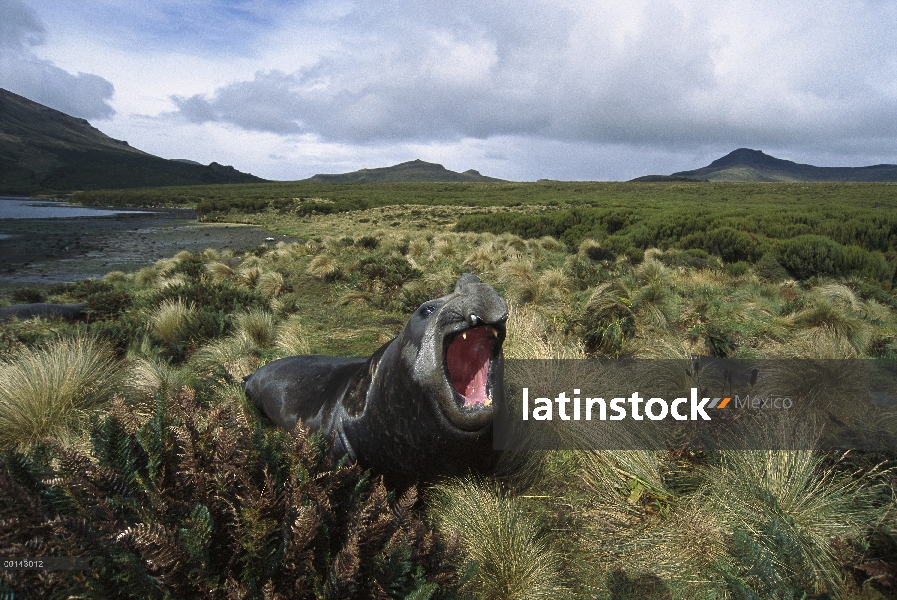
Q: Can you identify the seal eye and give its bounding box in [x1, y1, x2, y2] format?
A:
[418, 302, 438, 318]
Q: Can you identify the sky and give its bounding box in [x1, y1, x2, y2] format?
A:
[2, 0, 896, 181]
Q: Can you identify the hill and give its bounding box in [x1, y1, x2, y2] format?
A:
[304, 159, 504, 183]
[668, 148, 897, 182]
[0, 88, 265, 194]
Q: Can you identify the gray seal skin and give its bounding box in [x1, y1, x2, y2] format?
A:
[0, 303, 87, 323]
[243, 273, 508, 486]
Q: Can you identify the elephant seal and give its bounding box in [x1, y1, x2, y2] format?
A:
[0, 303, 87, 323]
[244, 273, 508, 486]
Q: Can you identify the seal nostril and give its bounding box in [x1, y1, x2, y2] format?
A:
[469, 313, 480, 326]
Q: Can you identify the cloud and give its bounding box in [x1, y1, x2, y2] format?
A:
[0, 0, 115, 119]
[174, 70, 305, 133]
[166, 0, 897, 157]
[0, 0, 45, 49]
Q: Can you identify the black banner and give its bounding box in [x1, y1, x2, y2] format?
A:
[493, 359, 897, 451]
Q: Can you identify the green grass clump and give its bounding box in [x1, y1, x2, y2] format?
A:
[430, 478, 566, 600]
[0, 335, 123, 448]
[148, 298, 196, 347]
[704, 447, 882, 596]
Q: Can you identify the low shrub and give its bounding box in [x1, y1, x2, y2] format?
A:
[356, 254, 422, 291]
[357, 235, 379, 249]
[725, 261, 749, 277]
[780, 235, 842, 279]
[10, 287, 45, 304]
[755, 253, 790, 282]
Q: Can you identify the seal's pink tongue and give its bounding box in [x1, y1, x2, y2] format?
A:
[446, 327, 492, 406]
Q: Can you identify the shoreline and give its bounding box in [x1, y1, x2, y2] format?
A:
[0, 208, 298, 288]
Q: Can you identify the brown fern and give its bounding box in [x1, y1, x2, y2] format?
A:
[117, 522, 188, 583]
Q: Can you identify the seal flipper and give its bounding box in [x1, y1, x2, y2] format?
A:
[243, 355, 368, 432]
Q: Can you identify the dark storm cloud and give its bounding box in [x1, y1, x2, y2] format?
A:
[0, 0, 115, 120]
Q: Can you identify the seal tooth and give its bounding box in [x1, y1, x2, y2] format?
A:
[462, 332, 467, 340]
[484, 398, 492, 406]
[489, 326, 498, 337]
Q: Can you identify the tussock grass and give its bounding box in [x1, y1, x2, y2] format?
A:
[274, 315, 310, 356]
[190, 331, 259, 380]
[773, 327, 862, 358]
[154, 257, 177, 276]
[24, 184, 897, 600]
[631, 280, 676, 331]
[790, 300, 870, 355]
[633, 257, 667, 285]
[818, 282, 862, 311]
[628, 333, 697, 359]
[307, 254, 339, 278]
[0, 335, 122, 448]
[128, 354, 193, 410]
[238, 265, 263, 288]
[337, 290, 373, 305]
[407, 237, 429, 259]
[3, 191, 895, 597]
[256, 270, 284, 297]
[420, 269, 457, 297]
[234, 309, 277, 347]
[507, 277, 550, 306]
[538, 268, 568, 295]
[148, 298, 196, 346]
[500, 260, 572, 306]
[206, 261, 234, 280]
[430, 478, 566, 600]
[577, 450, 671, 510]
[430, 237, 458, 260]
[134, 266, 158, 286]
[102, 271, 128, 283]
[464, 242, 502, 273]
[504, 305, 583, 360]
[189, 309, 297, 379]
[273, 240, 308, 259]
[304, 238, 325, 253]
[580, 281, 635, 356]
[156, 274, 187, 289]
[702, 445, 881, 594]
[499, 258, 536, 283]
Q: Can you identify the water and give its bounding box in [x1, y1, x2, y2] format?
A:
[0, 196, 153, 219]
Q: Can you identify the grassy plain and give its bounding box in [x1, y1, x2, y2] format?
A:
[2, 182, 897, 597]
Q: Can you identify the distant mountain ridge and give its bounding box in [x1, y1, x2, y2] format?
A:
[304, 159, 504, 183]
[667, 148, 897, 182]
[0, 88, 265, 194]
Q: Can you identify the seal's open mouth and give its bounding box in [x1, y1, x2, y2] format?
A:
[445, 325, 500, 409]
